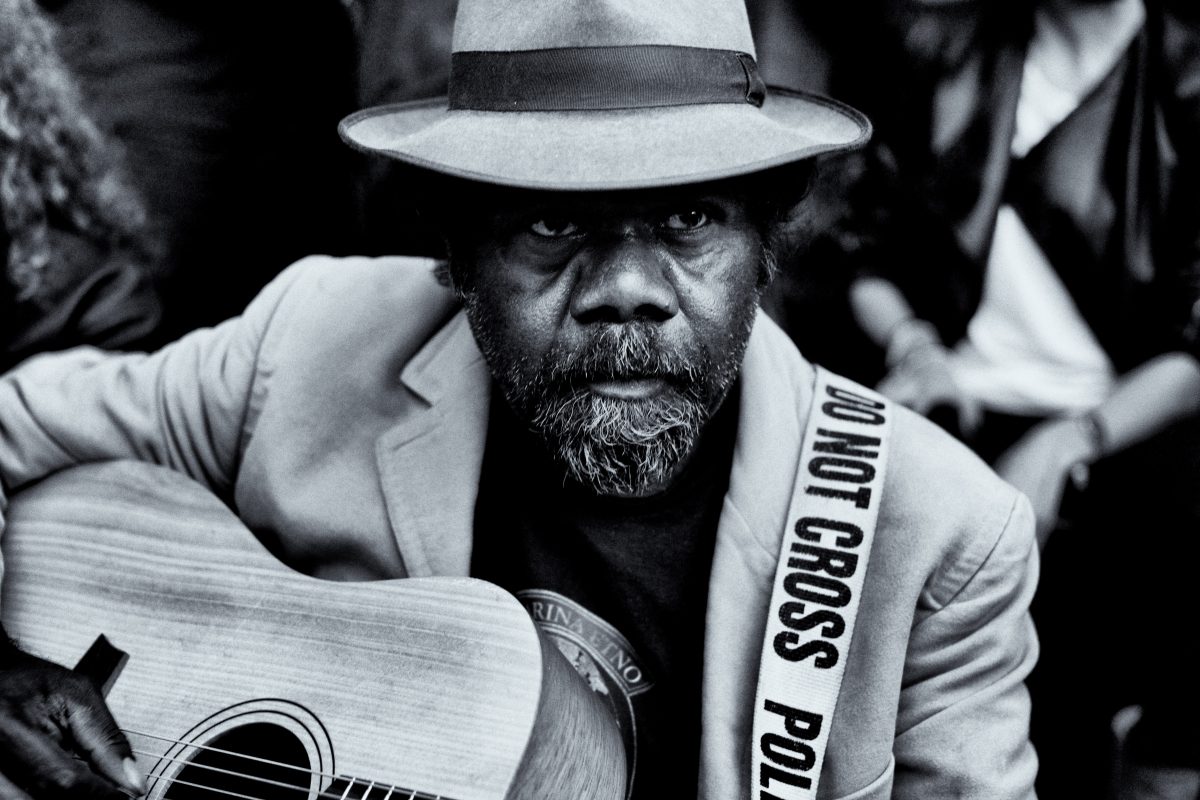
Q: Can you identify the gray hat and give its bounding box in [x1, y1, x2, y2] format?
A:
[339, 0, 871, 190]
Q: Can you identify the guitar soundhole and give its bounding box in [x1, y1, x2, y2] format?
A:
[163, 722, 311, 799]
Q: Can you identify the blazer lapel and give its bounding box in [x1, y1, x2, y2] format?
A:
[375, 311, 492, 577]
[698, 314, 817, 800]
[372, 307, 822, 796]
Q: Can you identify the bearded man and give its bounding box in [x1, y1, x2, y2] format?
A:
[0, 1, 1039, 798]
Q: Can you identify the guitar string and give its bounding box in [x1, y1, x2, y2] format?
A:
[142, 773, 422, 800]
[129, 748, 413, 800]
[135, 773, 290, 800]
[123, 734, 446, 800]
[129, 755, 432, 800]
[136, 767, 433, 800]
[122, 730, 343, 781]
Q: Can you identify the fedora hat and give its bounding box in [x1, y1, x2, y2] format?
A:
[339, 0, 871, 190]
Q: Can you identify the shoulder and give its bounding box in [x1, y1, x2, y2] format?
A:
[879, 402, 1034, 609]
[246, 254, 460, 358]
[748, 326, 1033, 604]
[266, 254, 452, 313]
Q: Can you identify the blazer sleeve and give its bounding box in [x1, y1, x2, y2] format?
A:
[0, 258, 312, 590]
[892, 493, 1040, 800]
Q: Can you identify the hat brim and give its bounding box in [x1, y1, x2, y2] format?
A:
[339, 87, 870, 191]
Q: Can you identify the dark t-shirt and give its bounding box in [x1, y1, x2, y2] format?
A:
[471, 389, 738, 799]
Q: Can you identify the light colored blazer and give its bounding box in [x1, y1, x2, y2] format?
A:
[0, 256, 1038, 799]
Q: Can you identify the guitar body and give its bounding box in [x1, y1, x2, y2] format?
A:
[0, 461, 626, 800]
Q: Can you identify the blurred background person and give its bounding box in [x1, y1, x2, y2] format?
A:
[347, 0, 457, 258]
[37, 0, 360, 338]
[0, 0, 159, 371]
[756, 0, 1200, 796]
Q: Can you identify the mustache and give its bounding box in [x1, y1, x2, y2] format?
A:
[539, 323, 709, 386]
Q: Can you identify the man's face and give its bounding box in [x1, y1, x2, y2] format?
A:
[452, 184, 770, 498]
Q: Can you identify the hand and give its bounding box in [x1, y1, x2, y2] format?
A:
[0, 642, 145, 799]
[876, 342, 982, 439]
[994, 418, 1098, 548]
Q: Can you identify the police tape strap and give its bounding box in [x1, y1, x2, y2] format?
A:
[750, 367, 892, 800]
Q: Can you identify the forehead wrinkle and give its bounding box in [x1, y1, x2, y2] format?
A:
[473, 181, 754, 221]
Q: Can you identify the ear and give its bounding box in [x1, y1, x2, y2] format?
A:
[433, 258, 454, 289]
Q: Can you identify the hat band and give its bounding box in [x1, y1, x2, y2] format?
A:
[448, 45, 767, 111]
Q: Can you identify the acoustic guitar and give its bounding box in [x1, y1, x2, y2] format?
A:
[0, 461, 627, 800]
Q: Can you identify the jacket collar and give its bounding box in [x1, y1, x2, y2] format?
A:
[697, 315, 815, 798]
[374, 307, 812, 577]
[374, 308, 816, 793]
[376, 311, 491, 576]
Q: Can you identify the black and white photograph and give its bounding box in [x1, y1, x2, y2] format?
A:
[0, 0, 1197, 798]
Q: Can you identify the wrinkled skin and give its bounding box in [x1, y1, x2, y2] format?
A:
[0, 637, 141, 799]
[454, 183, 768, 497]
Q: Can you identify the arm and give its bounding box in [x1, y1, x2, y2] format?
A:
[0, 328, 250, 520]
[997, 10, 1200, 545]
[0, 260, 307, 543]
[1092, 351, 1200, 449]
[849, 275, 916, 348]
[996, 351, 1200, 546]
[892, 493, 1039, 800]
[0, 259, 309, 799]
[849, 276, 982, 435]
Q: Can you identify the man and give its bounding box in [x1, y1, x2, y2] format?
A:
[0, 1, 1039, 798]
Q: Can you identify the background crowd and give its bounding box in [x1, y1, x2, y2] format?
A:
[2, 0, 1197, 797]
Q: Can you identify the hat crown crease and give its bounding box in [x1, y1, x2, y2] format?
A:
[450, 0, 757, 57]
[340, 0, 871, 190]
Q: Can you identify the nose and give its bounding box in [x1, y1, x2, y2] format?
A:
[570, 239, 679, 324]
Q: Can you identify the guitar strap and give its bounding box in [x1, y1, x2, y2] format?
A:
[751, 366, 893, 800]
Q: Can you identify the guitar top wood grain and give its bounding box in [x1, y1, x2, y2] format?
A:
[1, 461, 626, 800]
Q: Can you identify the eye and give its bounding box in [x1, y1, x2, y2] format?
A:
[529, 218, 579, 238]
[663, 209, 710, 231]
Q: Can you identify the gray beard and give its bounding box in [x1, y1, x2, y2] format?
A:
[466, 303, 756, 498]
[460, 246, 769, 497]
[527, 374, 710, 497]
